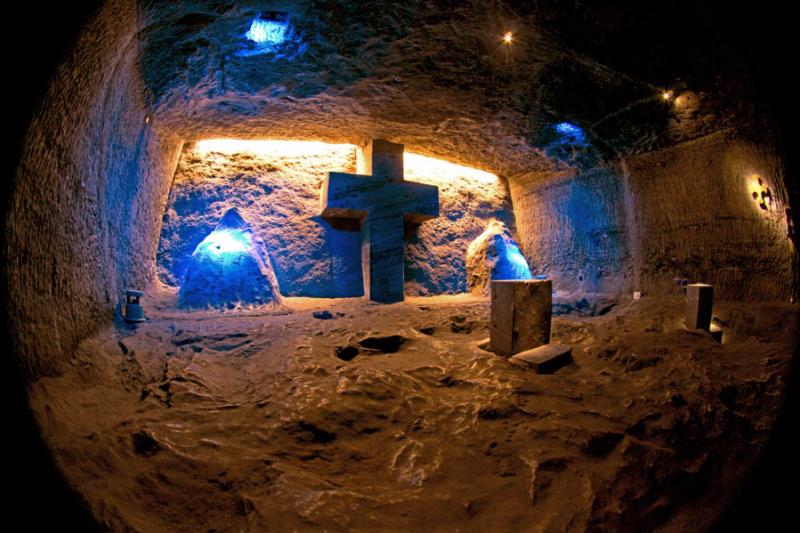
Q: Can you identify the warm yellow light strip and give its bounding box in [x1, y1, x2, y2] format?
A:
[195, 139, 355, 156]
[404, 152, 499, 184]
[193, 139, 499, 183]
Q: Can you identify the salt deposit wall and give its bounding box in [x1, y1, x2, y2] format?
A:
[623, 128, 793, 301]
[157, 141, 514, 298]
[508, 165, 631, 295]
[507, 127, 793, 301]
[7, 0, 184, 379]
[6, 0, 797, 384]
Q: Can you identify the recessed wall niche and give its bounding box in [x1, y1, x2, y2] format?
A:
[157, 139, 517, 303]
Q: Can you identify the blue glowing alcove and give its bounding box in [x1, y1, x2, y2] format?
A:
[179, 209, 280, 309]
[554, 122, 587, 145]
[534, 120, 598, 166]
[246, 17, 288, 45]
[236, 12, 303, 58]
[468, 220, 533, 293]
[491, 234, 533, 281]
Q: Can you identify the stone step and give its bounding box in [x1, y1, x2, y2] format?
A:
[709, 323, 723, 343]
[509, 343, 573, 374]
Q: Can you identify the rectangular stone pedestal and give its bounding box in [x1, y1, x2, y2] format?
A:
[685, 283, 713, 331]
[509, 344, 573, 374]
[490, 280, 552, 357]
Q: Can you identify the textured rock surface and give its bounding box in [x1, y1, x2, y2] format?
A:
[466, 219, 532, 295]
[27, 297, 797, 530]
[8, 0, 796, 382]
[509, 165, 632, 296]
[5, 1, 798, 529]
[6, 0, 183, 379]
[158, 141, 362, 297]
[624, 128, 794, 301]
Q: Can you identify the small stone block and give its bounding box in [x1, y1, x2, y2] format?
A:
[509, 344, 573, 374]
[490, 279, 552, 356]
[709, 323, 723, 343]
[685, 283, 713, 331]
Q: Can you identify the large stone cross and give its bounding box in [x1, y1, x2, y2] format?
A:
[320, 139, 439, 303]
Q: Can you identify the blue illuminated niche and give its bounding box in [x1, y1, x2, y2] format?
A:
[196, 228, 251, 258]
[246, 16, 288, 45]
[235, 11, 301, 58]
[492, 235, 533, 281]
[554, 122, 587, 144]
[179, 209, 280, 309]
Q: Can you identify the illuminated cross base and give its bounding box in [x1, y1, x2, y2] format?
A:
[320, 139, 439, 303]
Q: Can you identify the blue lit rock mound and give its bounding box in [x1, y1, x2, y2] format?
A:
[466, 220, 532, 295]
[179, 209, 281, 309]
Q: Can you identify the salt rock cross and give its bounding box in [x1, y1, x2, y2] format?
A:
[320, 139, 439, 303]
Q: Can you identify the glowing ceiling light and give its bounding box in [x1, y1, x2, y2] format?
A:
[555, 122, 582, 136]
[246, 16, 288, 45]
[503, 31, 513, 44]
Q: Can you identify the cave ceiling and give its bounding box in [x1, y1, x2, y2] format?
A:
[135, 0, 758, 176]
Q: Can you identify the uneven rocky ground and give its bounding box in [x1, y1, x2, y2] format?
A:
[29, 291, 796, 531]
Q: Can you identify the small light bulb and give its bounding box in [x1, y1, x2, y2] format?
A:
[662, 90, 673, 101]
[503, 31, 513, 44]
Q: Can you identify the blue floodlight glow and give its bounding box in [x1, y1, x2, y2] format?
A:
[554, 122, 587, 144]
[492, 236, 533, 281]
[246, 17, 288, 45]
[195, 229, 251, 259]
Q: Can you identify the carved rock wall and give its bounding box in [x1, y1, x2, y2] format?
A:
[158, 143, 515, 298]
[624, 128, 793, 301]
[508, 165, 632, 295]
[7, 0, 183, 378]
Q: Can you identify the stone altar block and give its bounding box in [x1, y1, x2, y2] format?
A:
[685, 283, 713, 331]
[320, 139, 439, 303]
[490, 279, 552, 356]
[509, 343, 573, 374]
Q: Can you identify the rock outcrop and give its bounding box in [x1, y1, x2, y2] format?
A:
[467, 220, 532, 295]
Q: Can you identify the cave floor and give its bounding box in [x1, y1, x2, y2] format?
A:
[30, 294, 796, 531]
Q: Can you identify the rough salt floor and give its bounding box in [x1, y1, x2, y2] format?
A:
[29, 293, 796, 531]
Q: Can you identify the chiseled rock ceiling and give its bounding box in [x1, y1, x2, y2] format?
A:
[136, 0, 756, 177]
